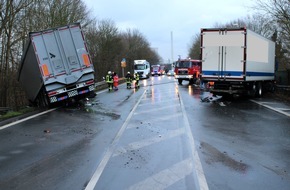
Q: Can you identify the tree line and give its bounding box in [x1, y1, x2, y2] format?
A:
[188, 0, 290, 85]
[0, 0, 160, 109]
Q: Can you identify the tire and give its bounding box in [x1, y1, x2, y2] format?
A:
[178, 79, 183, 85]
[37, 87, 49, 107]
[189, 79, 193, 85]
[256, 82, 263, 97]
[248, 82, 256, 98]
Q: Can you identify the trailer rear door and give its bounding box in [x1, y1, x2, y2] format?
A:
[30, 24, 92, 84]
[201, 29, 246, 81]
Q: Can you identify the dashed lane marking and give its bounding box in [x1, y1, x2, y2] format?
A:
[84, 89, 147, 190]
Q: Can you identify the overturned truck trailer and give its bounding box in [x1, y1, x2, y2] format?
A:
[18, 23, 95, 107]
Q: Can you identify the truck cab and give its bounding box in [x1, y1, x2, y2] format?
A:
[134, 60, 150, 79]
[174, 59, 201, 85]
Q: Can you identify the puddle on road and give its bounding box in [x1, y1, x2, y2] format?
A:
[63, 98, 120, 120]
[199, 141, 248, 173]
[83, 107, 121, 120]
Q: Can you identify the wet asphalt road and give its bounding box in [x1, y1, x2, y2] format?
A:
[0, 76, 289, 190]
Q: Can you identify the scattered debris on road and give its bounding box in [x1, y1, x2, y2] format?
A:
[43, 129, 50, 133]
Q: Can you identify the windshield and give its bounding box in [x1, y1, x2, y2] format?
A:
[175, 61, 192, 68]
[152, 66, 159, 70]
[134, 64, 145, 70]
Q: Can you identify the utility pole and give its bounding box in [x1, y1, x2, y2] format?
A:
[171, 31, 174, 64]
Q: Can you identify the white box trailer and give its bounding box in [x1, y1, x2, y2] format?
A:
[18, 23, 95, 107]
[134, 60, 150, 79]
[200, 27, 275, 97]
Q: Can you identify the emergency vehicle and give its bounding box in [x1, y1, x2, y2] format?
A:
[151, 65, 161, 76]
[174, 58, 201, 85]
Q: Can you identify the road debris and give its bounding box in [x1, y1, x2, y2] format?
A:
[43, 129, 50, 133]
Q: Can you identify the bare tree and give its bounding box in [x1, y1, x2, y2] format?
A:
[253, 0, 290, 83]
[254, 0, 290, 52]
[120, 28, 160, 71]
[86, 19, 124, 81]
[0, 0, 34, 108]
[20, 0, 93, 31]
[188, 33, 201, 60]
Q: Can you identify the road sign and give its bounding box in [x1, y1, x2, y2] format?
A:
[121, 58, 126, 68]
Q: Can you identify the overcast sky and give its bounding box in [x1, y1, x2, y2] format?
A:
[84, 0, 255, 63]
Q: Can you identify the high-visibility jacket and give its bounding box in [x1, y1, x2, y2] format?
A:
[106, 74, 113, 83]
[135, 73, 139, 81]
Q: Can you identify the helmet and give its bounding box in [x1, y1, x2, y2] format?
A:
[108, 71, 111, 74]
[127, 72, 130, 74]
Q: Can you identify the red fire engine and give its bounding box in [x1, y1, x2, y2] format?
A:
[174, 58, 201, 85]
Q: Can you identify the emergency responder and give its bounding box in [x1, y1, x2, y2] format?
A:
[106, 71, 113, 91]
[126, 71, 132, 89]
[134, 72, 140, 89]
[113, 72, 119, 91]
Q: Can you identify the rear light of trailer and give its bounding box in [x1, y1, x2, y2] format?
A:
[85, 80, 94, 85]
[48, 91, 57, 96]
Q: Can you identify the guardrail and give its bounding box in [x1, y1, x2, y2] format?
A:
[276, 85, 290, 96]
[0, 107, 11, 114]
[94, 78, 126, 91]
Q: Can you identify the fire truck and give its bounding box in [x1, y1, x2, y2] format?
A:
[174, 58, 201, 85]
[151, 64, 161, 76]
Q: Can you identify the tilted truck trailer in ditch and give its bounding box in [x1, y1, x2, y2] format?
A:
[200, 27, 275, 97]
[18, 23, 95, 107]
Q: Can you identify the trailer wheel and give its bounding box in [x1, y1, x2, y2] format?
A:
[256, 82, 263, 97]
[248, 82, 257, 98]
[178, 79, 183, 85]
[188, 79, 192, 85]
[37, 88, 49, 107]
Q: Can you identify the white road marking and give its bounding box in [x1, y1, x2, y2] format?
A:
[179, 91, 209, 190]
[138, 97, 179, 106]
[133, 104, 180, 115]
[84, 89, 147, 190]
[126, 112, 182, 129]
[250, 100, 290, 117]
[0, 108, 57, 130]
[279, 108, 290, 111]
[112, 127, 185, 157]
[128, 158, 193, 190]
